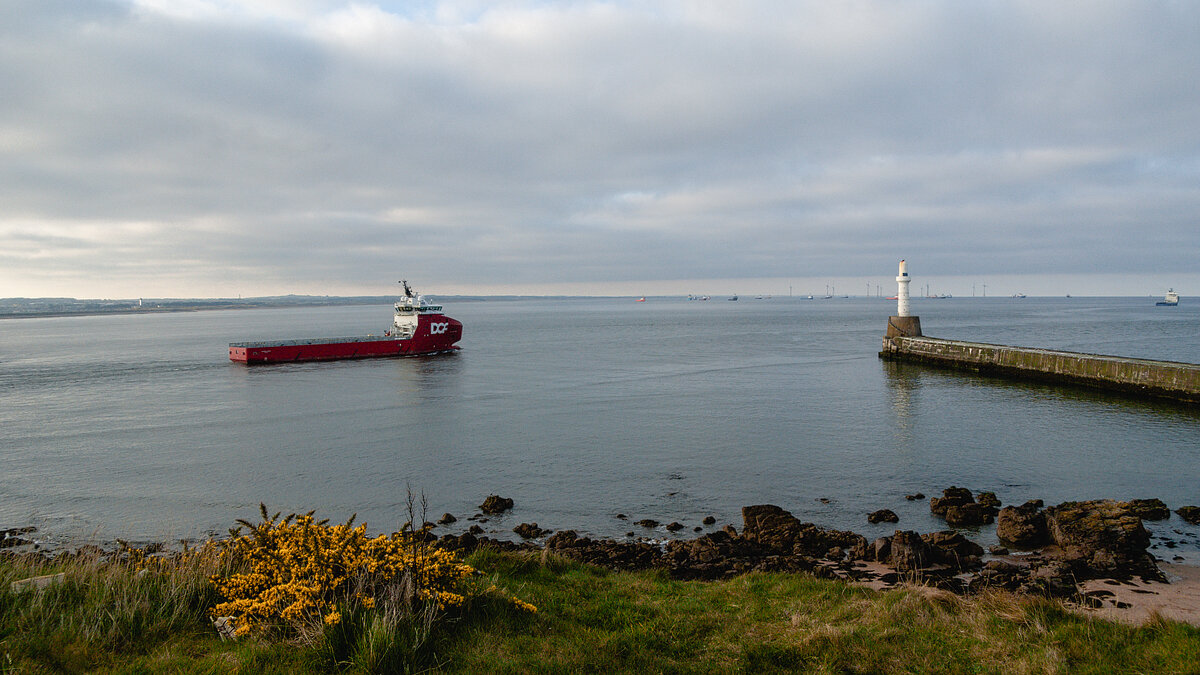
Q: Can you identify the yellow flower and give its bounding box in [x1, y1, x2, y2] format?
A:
[324, 610, 341, 625]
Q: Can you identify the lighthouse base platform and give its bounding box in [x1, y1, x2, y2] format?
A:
[885, 316, 923, 338]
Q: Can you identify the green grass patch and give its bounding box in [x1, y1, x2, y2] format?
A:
[2, 548, 1199, 673]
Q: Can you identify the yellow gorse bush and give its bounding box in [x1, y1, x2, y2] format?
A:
[209, 505, 480, 637]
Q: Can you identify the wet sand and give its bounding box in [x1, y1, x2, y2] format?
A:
[1077, 562, 1200, 626]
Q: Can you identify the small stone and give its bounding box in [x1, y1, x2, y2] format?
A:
[694, 526, 702, 532]
[437, 513, 457, 525]
[213, 615, 239, 641]
[615, 513, 628, 520]
[636, 519, 659, 528]
[468, 524, 484, 535]
[702, 516, 717, 525]
[665, 522, 684, 532]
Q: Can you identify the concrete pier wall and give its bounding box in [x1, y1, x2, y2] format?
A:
[880, 335, 1200, 404]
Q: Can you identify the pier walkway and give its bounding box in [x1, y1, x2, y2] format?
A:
[880, 335, 1200, 404]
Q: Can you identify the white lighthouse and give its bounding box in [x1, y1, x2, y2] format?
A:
[885, 259, 922, 339]
[896, 259, 911, 317]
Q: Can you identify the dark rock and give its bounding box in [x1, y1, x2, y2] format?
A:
[437, 513, 457, 525]
[694, 526, 702, 532]
[888, 530, 930, 573]
[0, 537, 31, 549]
[468, 524, 484, 535]
[615, 513, 628, 520]
[872, 537, 891, 562]
[740, 505, 867, 558]
[1126, 499, 1170, 521]
[988, 545, 1009, 555]
[930, 486, 975, 516]
[513, 522, 550, 539]
[868, 509, 899, 524]
[702, 516, 717, 525]
[1044, 499, 1162, 581]
[479, 495, 514, 514]
[997, 500, 1049, 548]
[635, 519, 659, 528]
[976, 492, 1001, 514]
[905, 493, 925, 501]
[921, 530, 983, 569]
[666, 522, 684, 532]
[944, 503, 995, 527]
[438, 532, 478, 552]
[1175, 506, 1200, 524]
[422, 521, 437, 530]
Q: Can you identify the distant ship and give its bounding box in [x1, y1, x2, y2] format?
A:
[228, 281, 462, 364]
[1156, 289, 1180, 306]
[635, 296, 646, 302]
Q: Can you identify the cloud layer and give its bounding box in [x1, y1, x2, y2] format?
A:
[3, 0, 1198, 297]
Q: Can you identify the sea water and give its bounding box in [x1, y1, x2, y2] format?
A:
[2, 296, 1198, 558]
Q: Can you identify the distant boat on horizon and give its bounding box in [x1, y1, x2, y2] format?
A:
[635, 296, 646, 302]
[1156, 289, 1180, 306]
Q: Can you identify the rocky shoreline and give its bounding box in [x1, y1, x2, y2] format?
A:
[6, 489, 1200, 615]
[429, 490, 1200, 613]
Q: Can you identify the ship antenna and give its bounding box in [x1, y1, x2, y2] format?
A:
[400, 280, 413, 298]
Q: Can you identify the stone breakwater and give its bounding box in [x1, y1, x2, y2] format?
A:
[879, 335, 1200, 404]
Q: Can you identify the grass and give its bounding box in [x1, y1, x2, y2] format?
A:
[2, 546, 1199, 674]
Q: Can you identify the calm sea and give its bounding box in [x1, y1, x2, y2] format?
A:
[2, 296, 1198, 559]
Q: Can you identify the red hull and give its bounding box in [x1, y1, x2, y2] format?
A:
[230, 314, 462, 364]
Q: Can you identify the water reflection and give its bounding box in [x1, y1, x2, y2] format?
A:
[881, 360, 918, 440]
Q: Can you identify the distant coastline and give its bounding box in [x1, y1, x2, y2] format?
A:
[0, 294, 626, 319]
[0, 295, 399, 320]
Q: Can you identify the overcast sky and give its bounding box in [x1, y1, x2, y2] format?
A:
[2, 0, 1198, 298]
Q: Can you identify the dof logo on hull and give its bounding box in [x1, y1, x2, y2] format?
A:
[430, 322, 450, 335]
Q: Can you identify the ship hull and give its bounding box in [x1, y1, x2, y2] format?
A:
[230, 314, 462, 364]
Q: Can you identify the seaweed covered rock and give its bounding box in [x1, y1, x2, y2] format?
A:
[943, 503, 995, 527]
[976, 492, 1002, 513]
[1176, 506, 1200, 524]
[1125, 498, 1170, 521]
[1043, 500, 1162, 581]
[997, 500, 1049, 549]
[868, 509, 899, 524]
[740, 505, 867, 558]
[921, 530, 983, 568]
[479, 495, 514, 514]
[513, 522, 551, 539]
[930, 487, 976, 516]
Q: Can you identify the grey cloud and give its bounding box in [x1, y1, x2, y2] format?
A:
[1, 0, 1198, 296]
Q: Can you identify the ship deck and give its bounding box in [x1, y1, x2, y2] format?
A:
[228, 335, 401, 349]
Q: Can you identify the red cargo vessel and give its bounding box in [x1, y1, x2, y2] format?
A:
[229, 281, 463, 364]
